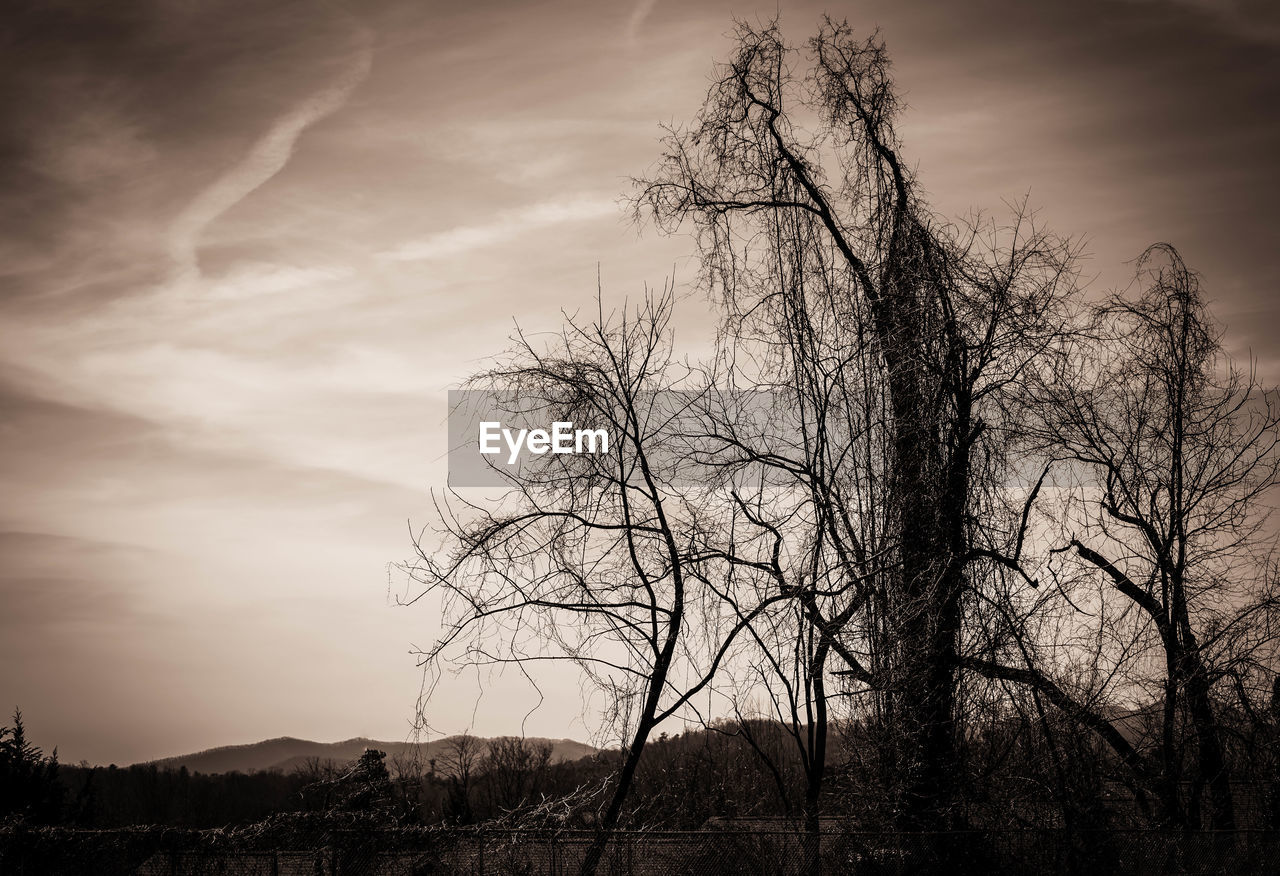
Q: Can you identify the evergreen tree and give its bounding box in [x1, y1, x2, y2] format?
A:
[0, 708, 65, 823]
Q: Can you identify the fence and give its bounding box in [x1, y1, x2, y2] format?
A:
[4, 827, 1280, 875]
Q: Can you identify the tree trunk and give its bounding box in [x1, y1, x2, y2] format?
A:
[578, 726, 651, 876]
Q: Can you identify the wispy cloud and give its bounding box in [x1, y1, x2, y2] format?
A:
[626, 0, 659, 43]
[379, 196, 618, 263]
[202, 263, 354, 301]
[167, 27, 374, 290]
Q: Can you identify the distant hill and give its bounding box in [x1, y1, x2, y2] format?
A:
[139, 735, 597, 776]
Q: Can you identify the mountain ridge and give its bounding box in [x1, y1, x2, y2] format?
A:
[136, 734, 597, 775]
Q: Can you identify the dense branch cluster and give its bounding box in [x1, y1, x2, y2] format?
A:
[405, 18, 1280, 873]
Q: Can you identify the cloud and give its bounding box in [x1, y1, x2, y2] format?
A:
[167, 26, 374, 290]
[379, 196, 618, 263]
[203, 262, 353, 301]
[34, 101, 158, 186]
[1120, 0, 1280, 44]
[0, 532, 157, 626]
[626, 0, 659, 43]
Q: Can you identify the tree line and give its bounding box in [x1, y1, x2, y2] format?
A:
[5, 716, 855, 831]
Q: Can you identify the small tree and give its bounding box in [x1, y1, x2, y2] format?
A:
[0, 708, 65, 824]
[481, 737, 553, 814]
[438, 734, 482, 825]
[299, 748, 395, 816]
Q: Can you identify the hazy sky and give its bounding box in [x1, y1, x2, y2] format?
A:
[2, 0, 1277, 765]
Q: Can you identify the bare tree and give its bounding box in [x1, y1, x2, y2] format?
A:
[404, 12, 1280, 856]
[407, 293, 802, 873]
[481, 736, 553, 814]
[438, 733, 482, 825]
[634, 16, 1076, 830]
[964, 244, 1280, 829]
[730, 598, 836, 873]
[1046, 245, 1278, 828]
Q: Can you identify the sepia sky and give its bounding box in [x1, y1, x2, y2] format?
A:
[2, 0, 1278, 765]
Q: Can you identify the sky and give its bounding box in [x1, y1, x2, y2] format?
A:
[1, 0, 1278, 766]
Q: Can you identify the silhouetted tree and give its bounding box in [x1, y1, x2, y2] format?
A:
[438, 734, 482, 825]
[405, 14, 1280, 866]
[408, 290, 814, 874]
[964, 244, 1280, 830]
[0, 708, 65, 824]
[481, 737, 553, 814]
[635, 17, 1077, 837]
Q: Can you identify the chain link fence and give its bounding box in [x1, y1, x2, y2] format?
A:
[4, 827, 1280, 875]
